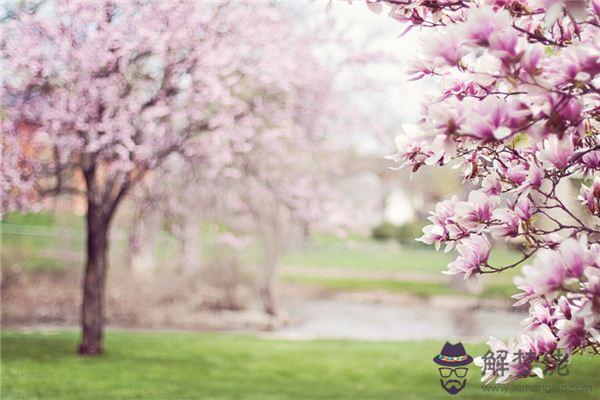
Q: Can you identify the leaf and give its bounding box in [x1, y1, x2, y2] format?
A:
[511, 132, 530, 148]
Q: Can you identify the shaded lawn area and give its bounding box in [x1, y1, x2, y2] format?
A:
[2, 331, 598, 400]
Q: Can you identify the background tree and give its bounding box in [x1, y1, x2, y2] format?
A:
[126, 17, 367, 317]
[1, 0, 329, 355]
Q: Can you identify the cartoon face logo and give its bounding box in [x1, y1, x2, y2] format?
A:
[433, 342, 473, 395]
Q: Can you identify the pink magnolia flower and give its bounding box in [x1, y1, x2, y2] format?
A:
[583, 268, 600, 297]
[525, 163, 544, 190]
[524, 299, 556, 329]
[455, 190, 498, 229]
[374, 0, 600, 375]
[476, 335, 543, 384]
[516, 249, 566, 296]
[418, 224, 446, 246]
[463, 97, 530, 142]
[423, 27, 467, 66]
[556, 317, 587, 354]
[581, 150, 600, 173]
[444, 234, 491, 279]
[439, 79, 482, 101]
[541, 94, 584, 128]
[513, 196, 533, 221]
[589, 244, 600, 268]
[520, 44, 544, 77]
[476, 336, 511, 384]
[417, 196, 462, 247]
[464, 7, 511, 47]
[537, 136, 574, 169]
[489, 29, 520, 62]
[490, 208, 520, 239]
[556, 296, 572, 320]
[593, 0, 600, 16]
[558, 237, 587, 278]
[512, 283, 537, 307]
[548, 42, 600, 86]
[388, 134, 432, 171]
[578, 176, 600, 214]
[423, 97, 466, 137]
[533, 324, 558, 354]
[407, 58, 435, 80]
[482, 173, 502, 196]
[429, 195, 461, 226]
[506, 163, 527, 186]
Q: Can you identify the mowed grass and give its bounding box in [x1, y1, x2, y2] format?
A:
[1, 331, 598, 400]
[284, 276, 519, 299]
[1, 213, 85, 271]
[282, 242, 520, 274]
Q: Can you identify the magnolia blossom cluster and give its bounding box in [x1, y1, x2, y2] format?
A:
[373, 0, 600, 381]
[476, 237, 600, 383]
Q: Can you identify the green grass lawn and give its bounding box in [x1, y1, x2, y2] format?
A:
[1, 331, 597, 400]
[284, 276, 519, 299]
[282, 243, 520, 274]
[1, 213, 85, 271]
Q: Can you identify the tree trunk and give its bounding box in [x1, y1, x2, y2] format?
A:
[78, 201, 110, 355]
[129, 207, 160, 275]
[260, 239, 280, 317]
[260, 277, 279, 316]
[177, 219, 200, 273]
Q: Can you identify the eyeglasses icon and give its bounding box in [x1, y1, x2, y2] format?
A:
[439, 367, 468, 378]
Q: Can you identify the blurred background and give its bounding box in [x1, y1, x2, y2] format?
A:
[2, 2, 595, 400]
[1, 1, 524, 341]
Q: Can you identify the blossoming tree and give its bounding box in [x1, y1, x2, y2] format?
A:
[125, 19, 368, 316]
[367, 0, 600, 382]
[1, 1, 326, 355]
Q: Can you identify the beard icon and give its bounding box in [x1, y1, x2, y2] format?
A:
[440, 377, 467, 395]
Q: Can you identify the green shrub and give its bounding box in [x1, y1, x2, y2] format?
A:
[396, 222, 426, 245]
[371, 221, 398, 241]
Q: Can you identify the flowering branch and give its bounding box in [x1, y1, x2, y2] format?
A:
[370, 0, 600, 383]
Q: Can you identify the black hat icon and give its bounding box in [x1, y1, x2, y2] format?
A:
[433, 342, 473, 367]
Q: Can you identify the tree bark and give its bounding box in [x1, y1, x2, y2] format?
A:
[260, 239, 280, 317]
[129, 206, 160, 275]
[260, 278, 280, 317]
[78, 200, 110, 355]
[177, 219, 200, 273]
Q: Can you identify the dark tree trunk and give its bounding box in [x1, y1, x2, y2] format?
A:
[78, 200, 110, 355]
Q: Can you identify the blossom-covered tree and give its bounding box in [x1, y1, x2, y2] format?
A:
[126, 16, 365, 316]
[208, 67, 345, 316]
[1, 1, 328, 355]
[368, 0, 600, 382]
